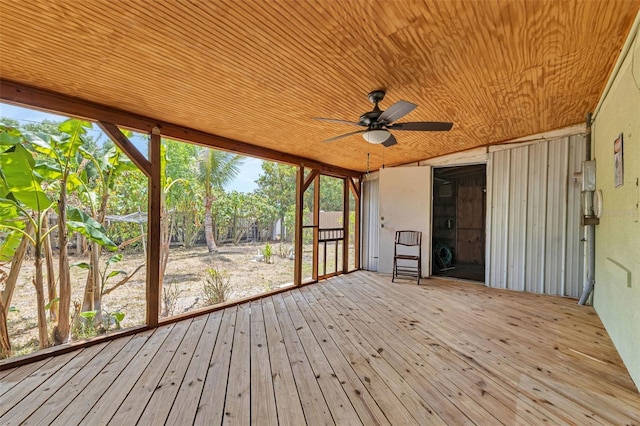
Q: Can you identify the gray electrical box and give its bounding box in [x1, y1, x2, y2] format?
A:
[582, 161, 596, 191]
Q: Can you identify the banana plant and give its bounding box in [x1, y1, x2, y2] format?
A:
[75, 142, 137, 321]
[0, 136, 55, 350]
[0, 123, 118, 351]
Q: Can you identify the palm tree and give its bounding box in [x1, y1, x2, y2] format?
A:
[199, 149, 243, 252]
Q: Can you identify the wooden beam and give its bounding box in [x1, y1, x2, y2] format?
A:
[97, 121, 151, 178]
[146, 128, 162, 326]
[351, 177, 361, 270]
[342, 177, 349, 274]
[348, 177, 360, 202]
[303, 169, 319, 192]
[312, 174, 320, 281]
[0, 80, 361, 178]
[294, 165, 304, 286]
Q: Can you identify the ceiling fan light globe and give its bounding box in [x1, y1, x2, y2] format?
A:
[363, 129, 390, 144]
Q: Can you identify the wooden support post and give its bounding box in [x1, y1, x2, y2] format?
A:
[342, 177, 349, 273]
[349, 177, 362, 270]
[312, 173, 320, 281]
[294, 165, 304, 286]
[146, 127, 162, 326]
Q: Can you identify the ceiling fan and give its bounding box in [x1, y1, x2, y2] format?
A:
[313, 90, 453, 147]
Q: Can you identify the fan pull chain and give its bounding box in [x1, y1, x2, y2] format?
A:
[366, 152, 370, 177]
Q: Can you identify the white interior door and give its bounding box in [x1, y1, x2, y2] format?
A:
[378, 166, 432, 276]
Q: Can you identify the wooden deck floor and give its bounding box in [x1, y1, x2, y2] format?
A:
[1, 271, 639, 425]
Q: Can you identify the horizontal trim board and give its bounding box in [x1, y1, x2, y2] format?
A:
[0, 79, 361, 178]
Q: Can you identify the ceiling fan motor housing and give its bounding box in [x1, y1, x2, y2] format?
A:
[359, 110, 383, 127]
[360, 90, 386, 127]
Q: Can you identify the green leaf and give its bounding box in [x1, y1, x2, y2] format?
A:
[44, 297, 60, 310]
[24, 131, 55, 156]
[58, 119, 92, 136]
[79, 310, 97, 319]
[0, 144, 53, 211]
[0, 229, 25, 262]
[112, 311, 125, 322]
[33, 162, 63, 181]
[8, 306, 19, 313]
[65, 173, 83, 192]
[58, 119, 91, 158]
[66, 205, 117, 251]
[106, 254, 123, 266]
[0, 126, 24, 146]
[70, 261, 91, 269]
[106, 270, 126, 279]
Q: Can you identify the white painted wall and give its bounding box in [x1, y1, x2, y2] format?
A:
[592, 11, 640, 390]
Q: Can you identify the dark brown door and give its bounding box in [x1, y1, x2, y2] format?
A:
[456, 176, 484, 265]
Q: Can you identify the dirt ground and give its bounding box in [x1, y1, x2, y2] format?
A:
[4, 242, 297, 357]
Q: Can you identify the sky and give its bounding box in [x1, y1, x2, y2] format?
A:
[0, 102, 261, 193]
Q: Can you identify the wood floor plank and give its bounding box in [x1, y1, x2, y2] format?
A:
[1, 271, 638, 425]
[222, 303, 251, 425]
[137, 315, 208, 425]
[354, 273, 639, 424]
[281, 291, 363, 425]
[194, 306, 237, 426]
[49, 330, 155, 426]
[1, 354, 74, 417]
[326, 277, 525, 425]
[0, 367, 17, 380]
[272, 293, 334, 425]
[165, 311, 223, 425]
[289, 289, 390, 426]
[261, 295, 307, 425]
[249, 300, 278, 426]
[78, 323, 176, 425]
[299, 287, 420, 426]
[0, 359, 49, 398]
[305, 284, 450, 425]
[353, 275, 601, 424]
[338, 275, 555, 425]
[383, 275, 640, 420]
[107, 319, 193, 424]
[1, 343, 108, 425]
[314, 282, 479, 425]
[24, 336, 134, 426]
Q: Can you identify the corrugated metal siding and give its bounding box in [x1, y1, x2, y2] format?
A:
[507, 146, 529, 291]
[525, 141, 548, 293]
[488, 135, 585, 297]
[544, 139, 569, 295]
[361, 178, 379, 271]
[489, 150, 510, 288]
[565, 137, 586, 297]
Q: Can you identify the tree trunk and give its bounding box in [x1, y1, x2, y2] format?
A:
[42, 217, 58, 322]
[204, 194, 218, 252]
[0, 222, 33, 358]
[1, 221, 32, 316]
[0, 297, 10, 358]
[81, 271, 93, 313]
[54, 181, 71, 345]
[34, 243, 49, 349]
[159, 210, 173, 316]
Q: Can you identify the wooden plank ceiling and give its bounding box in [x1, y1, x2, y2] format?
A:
[0, 1, 638, 172]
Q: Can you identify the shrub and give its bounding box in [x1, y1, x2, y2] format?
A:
[262, 242, 273, 264]
[162, 279, 182, 317]
[203, 267, 232, 305]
